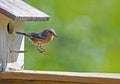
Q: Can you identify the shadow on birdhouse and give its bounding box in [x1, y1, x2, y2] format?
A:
[0, 0, 49, 71]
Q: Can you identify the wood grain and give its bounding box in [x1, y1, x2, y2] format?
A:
[0, 0, 49, 21]
[0, 70, 120, 84]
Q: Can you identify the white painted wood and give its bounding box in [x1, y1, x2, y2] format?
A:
[0, 0, 49, 21]
[6, 34, 24, 71]
[0, 13, 24, 71]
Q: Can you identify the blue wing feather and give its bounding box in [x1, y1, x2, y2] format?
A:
[28, 32, 47, 40]
[38, 33, 47, 39]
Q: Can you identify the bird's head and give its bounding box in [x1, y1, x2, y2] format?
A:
[43, 28, 57, 37]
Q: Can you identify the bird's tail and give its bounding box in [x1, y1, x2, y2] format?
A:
[16, 32, 29, 37]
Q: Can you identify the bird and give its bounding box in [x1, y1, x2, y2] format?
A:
[16, 28, 57, 54]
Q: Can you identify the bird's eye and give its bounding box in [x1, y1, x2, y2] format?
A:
[49, 31, 52, 33]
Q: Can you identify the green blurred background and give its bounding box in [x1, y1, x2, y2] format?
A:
[24, 0, 120, 73]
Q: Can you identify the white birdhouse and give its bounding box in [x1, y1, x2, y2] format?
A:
[0, 0, 49, 71]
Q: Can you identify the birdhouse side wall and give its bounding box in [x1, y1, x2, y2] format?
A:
[0, 13, 24, 71]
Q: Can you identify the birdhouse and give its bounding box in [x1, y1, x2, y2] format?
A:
[0, 0, 49, 71]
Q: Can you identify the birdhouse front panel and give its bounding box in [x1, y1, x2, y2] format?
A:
[0, 13, 24, 71]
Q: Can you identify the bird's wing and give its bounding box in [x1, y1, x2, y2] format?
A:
[29, 32, 47, 40]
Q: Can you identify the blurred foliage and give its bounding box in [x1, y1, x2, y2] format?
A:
[24, 0, 120, 73]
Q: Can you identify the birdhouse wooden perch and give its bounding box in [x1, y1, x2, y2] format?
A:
[0, 0, 49, 71]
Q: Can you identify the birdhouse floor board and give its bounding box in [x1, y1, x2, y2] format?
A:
[0, 70, 120, 84]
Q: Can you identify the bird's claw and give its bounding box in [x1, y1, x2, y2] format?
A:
[37, 48, 48, 55]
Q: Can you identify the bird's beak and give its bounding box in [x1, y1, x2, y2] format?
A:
[54, 33, 58, 37]
[52, 31, 57, 37]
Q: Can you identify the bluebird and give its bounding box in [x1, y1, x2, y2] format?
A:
[16, 28, 57, 54]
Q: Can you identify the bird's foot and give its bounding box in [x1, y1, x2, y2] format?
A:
[37, 48, 48, 55]
[42, 51, 48, 55]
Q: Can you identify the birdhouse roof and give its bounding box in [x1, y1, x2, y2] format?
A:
[0, 0, 49, 21]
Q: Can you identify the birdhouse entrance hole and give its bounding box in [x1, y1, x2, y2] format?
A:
[7, 21, 14, 34]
